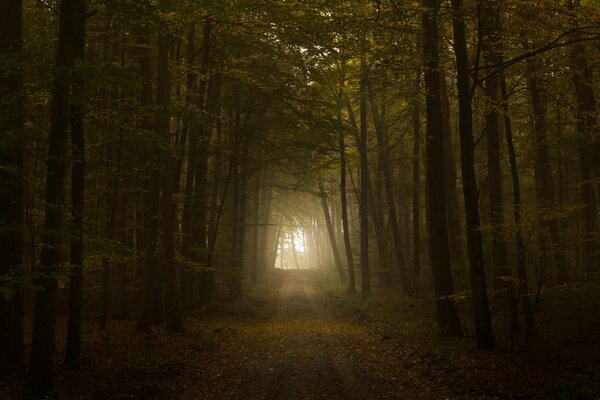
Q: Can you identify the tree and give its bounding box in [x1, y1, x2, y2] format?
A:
[359, 39, 371, 297]
[0, 0, 25, 378]
[421, 0, 462, 337]
[64, 0, 87, 367]
[27, 0, 87, 394]
[451, 0, 495, 349]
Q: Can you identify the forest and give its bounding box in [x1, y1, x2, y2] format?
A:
[1, 0, 600, 398]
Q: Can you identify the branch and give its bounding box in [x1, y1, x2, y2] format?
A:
[473, 26, 600, 84]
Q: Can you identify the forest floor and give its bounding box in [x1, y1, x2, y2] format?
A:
[2, 270, 600, 399]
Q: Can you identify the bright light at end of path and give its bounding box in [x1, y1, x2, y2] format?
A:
[292, 229, 305, 253]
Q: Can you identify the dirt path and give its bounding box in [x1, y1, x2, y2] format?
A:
[182, 272, 442, 400]
[6, 271, 580, 399]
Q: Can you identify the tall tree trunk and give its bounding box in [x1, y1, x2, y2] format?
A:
[359, 44, 371, 296]
[0, 0, 25, 378]
[500, 77, 533, 347]
[250, 171, 261, 285]
[339, 111, 356, 292]
[179, 26, 198, 313]
[451, 0, 495, 348]
[439, 71, 463, 264]
[422, 0, 463, 338]
[64, 5, 87, 367]
[27, 0, 86, 393]
[479, 0, 515, 310]
[319, 179, 347, 283]
[368, 78, 412, 294]
[100, 141, 122, 331]
[567, 2, 600, 275]
[157, 23, 183, 332]
[229, 104, 244, 300]
[194, 21, 214, 305]
[343, 93, 389, 284]
[137, 24, 160, 333]
[523, 42, 567, 280]
[412, 71, 422, 292]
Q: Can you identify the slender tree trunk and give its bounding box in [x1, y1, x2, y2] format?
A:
[339, 112, 356, 292]
[319, 180, 347, 283]
[179, 26, 198, 313]
[27, 0, 86, 393]
[229, 104, 244, 300]
[137, 24, 160, 333]
[157, 23, 183, 332]
[422, 0, 463, 338]
[64, 6, 86, 366]
[479, 0, 516, 310]
[412, 71, 422, 292]
[250, 171, 261, 285]
[368, 78, 412, 294]
[567, 4, 600, 275]
[359, 44, 371, 296]
[451, 0, 495, 348]
[439, 71, 463, 264]
[343, 93, 389, 284]
[100, 141, 122, 331]
[500, 77, 532, 347]
[0, 0, 25, 378]
[523, 43, 567, 280]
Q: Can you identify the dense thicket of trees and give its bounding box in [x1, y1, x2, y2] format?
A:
[0, 0, 599, 396]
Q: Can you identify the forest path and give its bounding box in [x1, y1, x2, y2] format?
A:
[182, 271, 442, 400]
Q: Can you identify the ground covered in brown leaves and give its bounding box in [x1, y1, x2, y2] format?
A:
[2, 271, 600, 399]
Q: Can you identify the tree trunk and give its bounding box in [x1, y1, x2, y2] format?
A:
[500, 77, 533, 347]
[179, 26, 198, 313]
[523, 43, 567, 280]
[451, 0, 495, 347]
[339, 110, 356, 292]
[411, 71, 422, 292]
[100, 141, 122, 331]
[479, 0, 516, 310]
[137, 25, 160, 333]
[359, 44, 371, 296]
[422, 0, 463, 338]
[0, 0, 25, 378]
[27, 0, 86, 394]
[319, 179, 347, 283]
[567, 4, 600, 275]
[439, 71, 463, 264]
[368, 78, 412, 294]
[157, 24, 183, 332]
[250, 171, 261, 285]
[64, 4, 87, 366]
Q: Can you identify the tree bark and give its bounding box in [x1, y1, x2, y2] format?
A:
[27, 0, 86, 393]
[422, 0, 463, 338]
[368, 78, 412, 294]
[64, 3, 87, 366]
[359, 44, 371, 296]
[412, 71, 422, 292]
[339, 105, 356, 292]
[0, 0, 25, 378]
[137, 24, 160, 333]
[479, 0, 516, 311]
[523, 40, 567, 280]
[157, 23, 183, 332]
[319, 179, 347, 283]
[451, 0, 495, 348]
[439, 71, 463, 264]
[567, 2, 600, 275]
